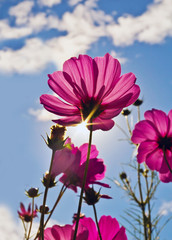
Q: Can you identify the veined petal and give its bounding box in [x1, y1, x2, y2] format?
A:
[48, 72, 80, 104]
[44, 228, 56, 240]
[103, 72, 137, 102]
[53, 115, 82, 126]
[137, 141, 159, 163]
[99, 108, 122, 119]
[99, 216, 120, 240]
[79, 217, 97, 240]
[113, 226, 128, 240]
[131, 120, 158, 144]
[40, 94, 79, 116]
[168, 109, 172, 137]
[159, 171, 172, 183]
[144, 109, 169, 137]
[146, 148, 164, 172]
[79, 144, 99, 164]
[94, 53, 121, 98]
[89, 117, 114, 131]
[63, 55, 97, 97]
[52, 225, 73, 239]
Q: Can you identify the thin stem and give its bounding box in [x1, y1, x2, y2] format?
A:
[93, 204, 102, 240]
[145, 174, 152, 240]
[126, 116, 132, 136]
[137, 106, 141, 122]
[73, 125, 93, 240]
[137, 163, 147, 240]
[39, 150, 55, 240]
[44, 185, 67, 228]
[27, 198, 34, 240]
[163, 147, 172, 174]
[115, 123, 130, 139]
[21, 219, 27, 240]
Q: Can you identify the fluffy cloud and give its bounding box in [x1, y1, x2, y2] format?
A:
[68, 0, 83, 6]
[159, 201, 172, 216]
[0, 205, 59, 240]
[107, 0, 172, 46]
[38, 0, 61, 7]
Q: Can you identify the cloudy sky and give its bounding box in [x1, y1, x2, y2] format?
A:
[1, 0, 172, 239]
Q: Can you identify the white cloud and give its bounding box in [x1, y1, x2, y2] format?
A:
[38, 0, 61, 7]
[9, 1, 34, 25]
[68, 0, 83, 6]
[110, 50, 127, 64]
[0, 205, 59, 240]
[107, 0, 172, 46]
[159, 201, 172, 216]
[29, 108, 56, 121]
[0, 20, 32, 40]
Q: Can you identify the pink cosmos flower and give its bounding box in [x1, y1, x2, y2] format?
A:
[40, 53, 140, 131]
[79, 215, 128, 240]
[131, 109, 172, 182]
[18, 202, 37, 222]
[44, 216, 128, 240]
[44, 223, 88, 240]
[51, 140, 109, 192]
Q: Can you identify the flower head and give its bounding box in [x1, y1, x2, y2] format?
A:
[44, 216, 127, 240]
[79, 215, 128, 240]
[83, 187, 112, 205]
[51, 139, 109, 192]
[40, 53, 140, 131]
[18, 202, 37, 222]
[131, 109, 172, 182]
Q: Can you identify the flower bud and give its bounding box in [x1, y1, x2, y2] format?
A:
[133, 99, 143, 106]
[39, 205, 50, 214]
[72, 213, 85, 223]
[25, 188, 40, 198]
[44, 124, 67, 151]
[121, 109, 131, 116]
[42, 171, 56, 188]
[119, 172, 127, 180]
[84, 188, 112, 206]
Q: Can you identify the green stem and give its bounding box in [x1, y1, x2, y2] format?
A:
[126, 116, 132, 136]
[137, 163, 147, 240]
[73, 125, 93, 240]
[145, 174, 152, 240]
[137, 106, 140, 122]
[163, 147, 172, 174]
[21, 219, 27, 240]
[93, 204, 102, 240]
[44, 185, 67, 228]
[27, 198, 34, 240]
[39, 150, 55, 240]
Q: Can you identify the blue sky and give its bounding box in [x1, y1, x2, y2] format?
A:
[1, 0, 172, 239]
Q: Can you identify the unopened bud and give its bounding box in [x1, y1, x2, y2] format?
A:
[133, 99, 143, 106]
[42, 172, 56, 188]
[39, 205, 50, 214]
[121, 109, 131, 116]
[120, 172, 127, 180]
[25, 188, 40, 198]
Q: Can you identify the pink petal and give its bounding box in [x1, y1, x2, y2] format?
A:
[144, 109, 169, 137]
[52, 225, 73, 239]
[145, 148, 164, 172]
[159, 171, 172, 183]
[137, 141, 159, 164]
[113, 226, 128, 240]
[168, 109, 172, 137]
[131, 120, 158, 144]
[51, 148, 80, 177]
[79, 217, 97, 240]
[48, 72, 80, 104]
[40, 94, 79, 116]
[63, 55, 97, 97]
[99, 108, 122, 119]
[94, 53, 121, 98]
[79, 144, 99, 164]
[53, 115, 82, 126]
[103, 72, 137, 103]
[99, 216, 120, 240]
[44, 227, 56, 240]
[89, 117, 114, 131]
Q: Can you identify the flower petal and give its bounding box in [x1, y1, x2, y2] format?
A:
[131, 120, 158, 144]
[145, 148, 164, 172]
[89, 117, 114, 131]
[94, 53, 121, 98]
[113, 226, 128, 240]
[159, 171, 172, 183]
[53, 115, 82, 126]
[63, 55, 97, 97]
[48, 72, 80, 104]
[137, 141, 159, 164]
[52, 225, 73, 239]
[79, 143, 99, 164]
[144, 109, 169, 137]
[40, 94, 79, 116]
[79, 217, 97, 240]
[99, 216, 120, 240]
